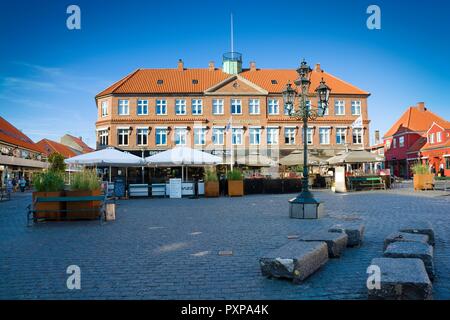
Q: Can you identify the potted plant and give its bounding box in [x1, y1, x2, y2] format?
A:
[227, 169, 244, 196]
[412, 163, 434, 191]
[66, 169, 102, 219]
[32, 171, 65, 220]
[204, 169, 219, 197]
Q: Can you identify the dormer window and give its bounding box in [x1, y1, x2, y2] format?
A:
[192, 79, 198, 84]
[429, 133, 435, 144]
[157, 79, 164, 85]
[437, 132, 442, 143]
[271, 80, 278, 84]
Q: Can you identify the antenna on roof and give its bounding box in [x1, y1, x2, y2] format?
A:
[230, 12, 234, 53]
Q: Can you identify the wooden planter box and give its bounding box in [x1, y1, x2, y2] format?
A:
[32, 191, 65, 220]
[65, 189, 102, 219]
[205, 181, 219, 197]
[228, 180, 244, 197]
[413, 174, 434, 191]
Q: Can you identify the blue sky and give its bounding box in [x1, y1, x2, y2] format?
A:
[1, 0, 449, 148]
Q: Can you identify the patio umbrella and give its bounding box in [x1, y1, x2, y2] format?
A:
[235, 153, 277, 167]
[279, 150, 324, 166]
[326, 149, 384, 165]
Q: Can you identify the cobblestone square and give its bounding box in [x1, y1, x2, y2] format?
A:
[0, 189, 449, 299]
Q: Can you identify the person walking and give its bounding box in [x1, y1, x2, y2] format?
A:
[19, 176, 26, 192]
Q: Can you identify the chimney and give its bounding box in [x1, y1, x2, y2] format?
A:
[314, 63, 321, 72]
[374, 130, 380, 144]
[177, 59, 184, 71]
[208, 61, 215, 71]
[250, 61, 256, 71]
[417, 102, 426, 112]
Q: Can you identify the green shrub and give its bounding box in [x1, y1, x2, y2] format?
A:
[204, 169, 218, 182]
[411, 163, 429, 175]
[227, 169, 243, 181]
[70, 169, 101, 191]
[48, 152, 66, 173]
[34, 171, 65, 192]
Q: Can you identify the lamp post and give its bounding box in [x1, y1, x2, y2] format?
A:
[282, 59, 331, 219]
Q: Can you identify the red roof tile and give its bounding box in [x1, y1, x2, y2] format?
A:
[406, 137, 427, 154]
[36, 139, 79, 158]
[0, 116, 44, 154]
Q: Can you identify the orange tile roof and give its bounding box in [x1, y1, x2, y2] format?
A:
[36, 139, 79, 158]
[0, 116, 44, 154]
[383, 105, 449, 138]
[64, 134, 94, 153]
[96, 67, 369, 97]
[406, 137, 427, 154]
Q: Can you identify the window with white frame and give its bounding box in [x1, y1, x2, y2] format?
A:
[437, 132, 442, 143]
[137, 100, 148, 115]
[175, 99, 186, 115]
[99, 130, 108, 146]
[284, 127, 296, 145]
[267, 127, 279, 145]
[155, 128, 167, 145]
[351, 100, 361, 115]
[386, 140, 391, 149]
[306, 128, 313, 145]
[429, 133, 435, 144]
[212, 127, 224, 145]
[336, 127, 346, 145]
[231, 99, 242, 115]
[101, 101, 108, 117]
[118, 100, 129, 115]
[335, 100, 345, 115]
[232, 128, 243, 145]
[212, 99, 224, 115]
[353, 128, 363, 144]
[192, 99, 203, 115]
[194, 127, 206, 145]
[399, 136, 405, 147]
[117, 128, 129, 145]
[156, 99, 167, 115]
[268, 99, 279, 115]
[136, 128, 148, 145]
[393, 138, 397, 148]
[318, 101, 328, 115]
[249, 128, 261, 145]
[174, 128, 187, 145]
[249, 99, 260, 115]
[319, 127, 330, 145]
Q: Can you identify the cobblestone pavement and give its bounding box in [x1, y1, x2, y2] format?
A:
[0, 189, 449, 300]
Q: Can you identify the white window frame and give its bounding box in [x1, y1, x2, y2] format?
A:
[155, 128, 167, 146]
[175, 99, 187, 115]
[284, 127, 296, 145]
[232, 128, 243, 145]
[156, 99, 167, 115]
[174, 127, 187, 146]
[99, 130, 108, 146]
[353, 128, 363, 144]
[249, 99, 260, 115]
[136, 128, 148, 146]
[351, 100, 362, 115]
[212, 127, 225, 145]
[319, 127, 331, 145]
[192, 99, 203, 115]
[335, 100, 345, 116]
[137, 99, 148, 116]
[117, 128, 129, 146]
[437, 132, 442, 143]
[429, 133, 435, 144]
[194, 127, 206, 145]
[101, 101, 108, 117]
[249, 127, 261, 145]
[268, 99, 279, 115]
[231, 99, 242, 115]
[399, 136, 405, 147]
[212, 99, 224, 115]
[306, 127, 313, 145]
[118, 99, 129, 115]
[336, 127, 346, 145]
[267, 127, 279, 145]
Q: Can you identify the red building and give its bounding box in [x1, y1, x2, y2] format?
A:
[420, 121, 450, 176]
[383, 102, 448, 178]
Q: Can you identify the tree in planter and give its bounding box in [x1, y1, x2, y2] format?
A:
[33, 171, 65, 220]
[204, 169, 219, 197]
[67, 169, 102, 219]
[48, 152, 66, 173]
[227, 169, 244, 196]
[412, 163, 433, 191]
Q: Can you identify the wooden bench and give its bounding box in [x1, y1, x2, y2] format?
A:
[27, 194, 107, 226]
[348, 177, 386, 191]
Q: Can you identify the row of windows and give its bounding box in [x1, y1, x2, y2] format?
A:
[98, 127, 364, 147]
[428, 132, 443, 144]
[100, 99, 362, 117]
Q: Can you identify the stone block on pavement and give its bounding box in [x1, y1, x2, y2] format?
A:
[383, 232, 429, 251]
[368, 258, 432, 300]
[260, 241, 328, 284]
[328, 222, 365, 247]
[384, 241, 435, 281]
[399, 222, 435, 246]
[299, 231, 348, 258]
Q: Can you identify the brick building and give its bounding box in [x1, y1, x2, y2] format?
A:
[420, 121, 450, 176]
[383, 102, 449, 178]
[95, 53, 370, 166]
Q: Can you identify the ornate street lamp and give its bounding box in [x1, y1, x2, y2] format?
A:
[282, 59, 331, 219]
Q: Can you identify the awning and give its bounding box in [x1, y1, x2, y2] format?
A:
[326, 149, 384, 165]
[279, 150, 325, 166]
[64, 147, 144, 166]
[145, 146, 222, 166]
